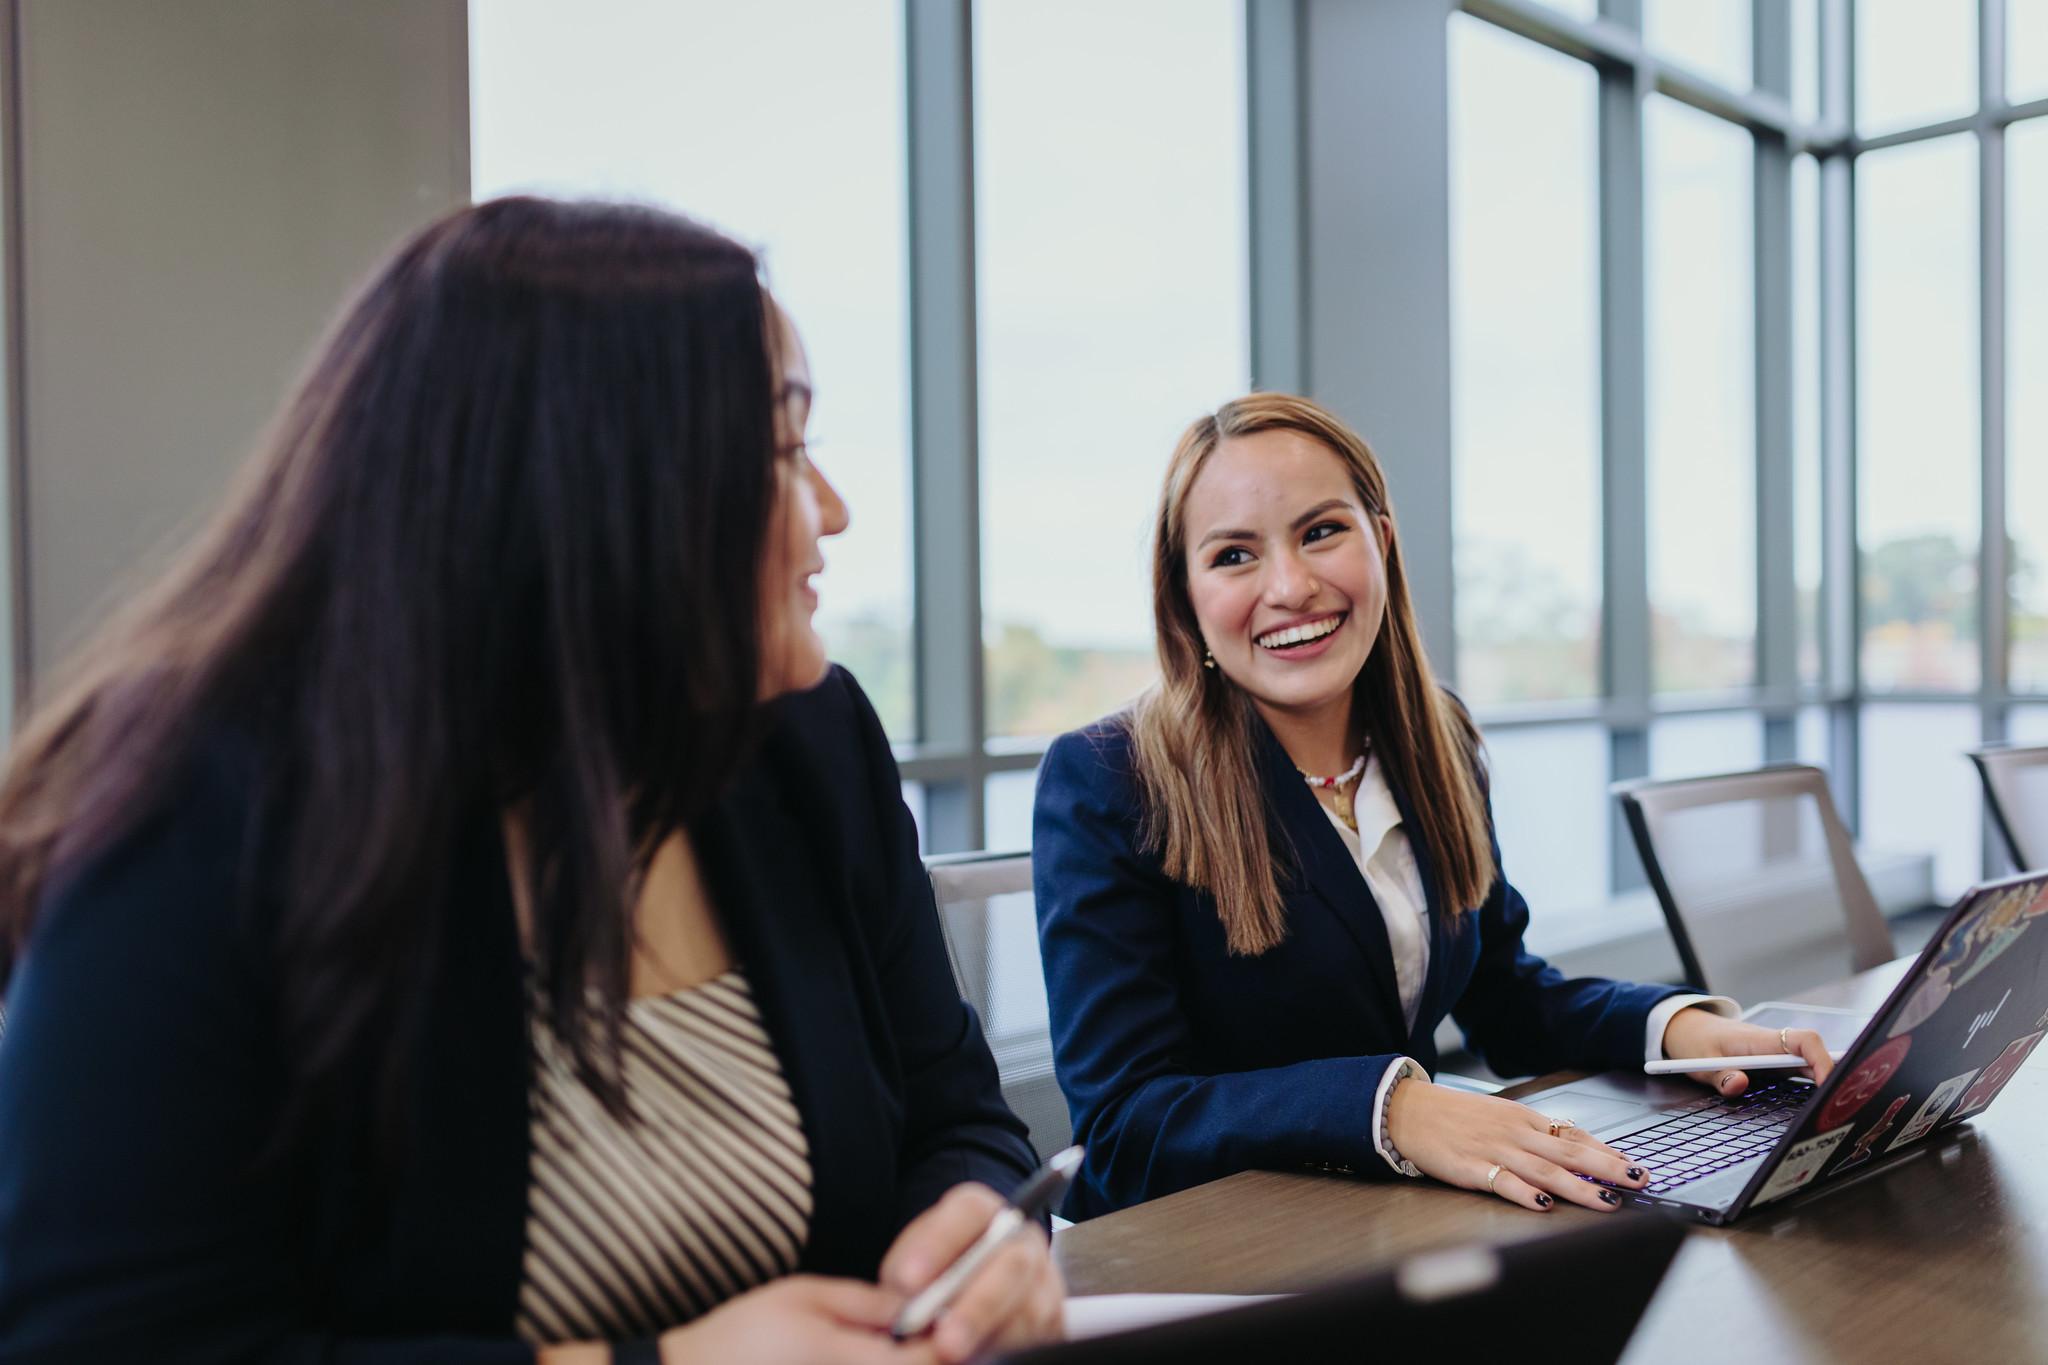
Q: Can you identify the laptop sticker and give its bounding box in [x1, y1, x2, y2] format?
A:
[1952, 885, 2038, 989]
[1752, 1124, 1853, 1207]
[1888, 969, 1952, 1039]
[1816, 1033, 1912, 1132]
[1949, 1030, 2046, 1123]
[1833, 1094, 1910, 1174]
[1888, 1070, 1978, 1151]
[1889, 886, 2043, 1038]
[1938, 882, 2046, 993]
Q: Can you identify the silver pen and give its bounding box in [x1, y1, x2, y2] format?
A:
[890, 1145, 1084, 1341]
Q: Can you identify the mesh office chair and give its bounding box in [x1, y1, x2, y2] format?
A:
[1968, 743, 2048, 872]
[924, 851, 1071, 1162]
[1613, 765, 1896, 1003]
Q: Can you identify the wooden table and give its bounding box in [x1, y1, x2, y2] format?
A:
[1053, 960, 2048, 1363]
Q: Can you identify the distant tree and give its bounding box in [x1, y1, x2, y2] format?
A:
[1863, 533, 1974, 633]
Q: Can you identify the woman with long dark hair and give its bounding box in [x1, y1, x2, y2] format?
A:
[1033, 392, 1835, 1219]
[0, 197, 1061, 1363]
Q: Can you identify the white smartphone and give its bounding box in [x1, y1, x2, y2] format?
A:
[1643, 1052, 1838, 1076]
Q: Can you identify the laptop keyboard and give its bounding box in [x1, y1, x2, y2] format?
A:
[1606, 1079, 1812, 1195]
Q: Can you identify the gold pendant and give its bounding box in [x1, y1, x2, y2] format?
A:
[1334, 785, 1357, 832]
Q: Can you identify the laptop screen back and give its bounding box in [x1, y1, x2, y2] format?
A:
[1737, 871, 2048, 1210]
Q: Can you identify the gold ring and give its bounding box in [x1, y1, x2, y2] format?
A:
[1486, 1162, 1504, 1194]
[1779, 1027, 1793, 1053]
[1547, 1118, 1577, 1138]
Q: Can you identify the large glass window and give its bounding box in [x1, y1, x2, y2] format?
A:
[1791, 0, 1821, 122]
[2011, 0, 2048, 102]
[1649, 713, 1765, 779]
[1860, 704, 1982, 900]
[1644, 0, 1750, 93]
[1856, 136, 1980, 692]
[1449, 15, 1602, 705]
[1646, 98, 1757, 694]
[1854, 0, 1978, 134]
[983, 768, 1037, 853]
[1794, 154, 1823, 687]
[1798, 705, 1832, 768]
[974, 0, 1248, 741]
[468, 0, 917, 735]
[2012, 117, 2048, 692]
[1483, 724, 1611, 919]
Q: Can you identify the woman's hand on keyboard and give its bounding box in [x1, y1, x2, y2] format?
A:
[1662, 1009, 1835, 1097]
[1385, 1082, 1652, 1212]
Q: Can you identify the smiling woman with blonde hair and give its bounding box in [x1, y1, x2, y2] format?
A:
[1033, 391, 1834, 1220]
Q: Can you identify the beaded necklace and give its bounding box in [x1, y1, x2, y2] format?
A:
[1300, 750, 1368, 832]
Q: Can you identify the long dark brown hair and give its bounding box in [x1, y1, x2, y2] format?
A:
[0, 196, 779, 1145]
[1127, 392, 1493, 954]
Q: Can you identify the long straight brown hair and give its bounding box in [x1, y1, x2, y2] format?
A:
[1126, 392, 1493, 955]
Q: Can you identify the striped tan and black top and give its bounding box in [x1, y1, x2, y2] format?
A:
[515, 970, 814, 1346]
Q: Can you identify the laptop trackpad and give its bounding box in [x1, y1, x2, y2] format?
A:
[1523, 1089, 1660, 1137]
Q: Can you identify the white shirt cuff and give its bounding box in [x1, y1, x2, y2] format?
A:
[1371, 1056, 1427, 1177]
[1645, 994, 1741, 1061]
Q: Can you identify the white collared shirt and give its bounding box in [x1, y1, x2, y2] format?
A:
[1321, 759, 1736, 1174]
[1321, 752, 1430, 1033]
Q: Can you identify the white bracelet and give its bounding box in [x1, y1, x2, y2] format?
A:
[1374, 1057, 1425, 1178]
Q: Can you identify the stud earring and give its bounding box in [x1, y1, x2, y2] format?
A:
[1203, 648, 1217, 670]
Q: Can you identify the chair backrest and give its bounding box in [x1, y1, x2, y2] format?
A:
[1969, 743, 2048, 872]
[1613, 765, 1896, 1001]
[924, 850, 1070, 1162]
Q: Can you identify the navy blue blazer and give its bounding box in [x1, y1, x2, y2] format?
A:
[0, 666, 1034, 1364]
[1033, 711, 1681, 1220]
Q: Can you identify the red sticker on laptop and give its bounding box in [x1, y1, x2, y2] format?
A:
[1833, 1093, 1909, 1173]
[1888, 1070, 1978, 1151]
[1816, 1034, 1911, 1131]
[1949, 1030, 2045, 1122]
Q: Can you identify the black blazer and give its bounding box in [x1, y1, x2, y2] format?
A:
[0, 667, 1033, 1363]
[1033, 713, 1681, 1220]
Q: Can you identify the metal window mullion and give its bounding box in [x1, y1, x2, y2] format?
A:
[1756, 0, 1797, 762]
[1979, 0, 2009, 875]
[1247, 0, 1305, 395]
[904, 0, 984, 852]
[1598, 22, 1651, 888]
[1466, 0, 1828, 142]
[1822, 0, 1860, 828]
[1299, 0, 1456, 675]
[0, 0, 23, 731]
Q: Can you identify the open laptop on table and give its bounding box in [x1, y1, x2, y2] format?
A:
[1521, 868, 2048, 1225]
[1000, 1213, 1684, 1364]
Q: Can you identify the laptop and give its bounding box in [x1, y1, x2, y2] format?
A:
[1521, 868, 2048, 1225]
[999, 1213, 1684, 1364]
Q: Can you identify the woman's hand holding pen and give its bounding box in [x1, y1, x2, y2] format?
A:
[1661, 1009, 1835, 1096]
[1385, 1082, 1652, 1212]
[881, 1181, 1066, 1363]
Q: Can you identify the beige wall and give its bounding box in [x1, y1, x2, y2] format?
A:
[6, 0, 468, 698]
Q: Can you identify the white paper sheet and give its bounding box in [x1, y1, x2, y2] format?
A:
[1063, 1293, 1287, 1340]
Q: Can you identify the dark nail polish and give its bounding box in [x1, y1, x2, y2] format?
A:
[1535, 1193, 1553, 1208]
[1599, 1188, 1620, 1205]
[1626, 1166, 1645, 1181]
